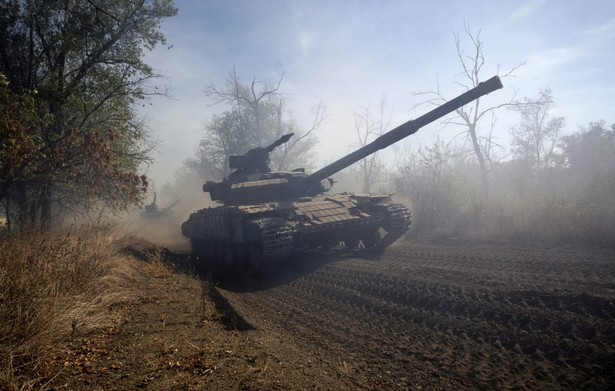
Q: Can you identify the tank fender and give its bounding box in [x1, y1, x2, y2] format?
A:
[353, 193, 392, 202]
[353, 194, 393, 213]
[236, 203, 278, 214]
[323, 193, 358, 208]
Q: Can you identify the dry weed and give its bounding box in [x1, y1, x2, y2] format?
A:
[141, 247, 173, 278]
[0, 227, 141, 390]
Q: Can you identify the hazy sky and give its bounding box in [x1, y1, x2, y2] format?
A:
[141, 0, 615, 185]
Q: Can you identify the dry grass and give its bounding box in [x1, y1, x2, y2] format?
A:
[0, 227, 144, 390]
[141, 247, 174, 278]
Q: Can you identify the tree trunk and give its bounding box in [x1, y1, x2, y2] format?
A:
[468, 123, 489, 201]
[40, 183, 52, 230]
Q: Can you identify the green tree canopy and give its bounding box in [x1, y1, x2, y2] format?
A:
[0, 0, 177, 228]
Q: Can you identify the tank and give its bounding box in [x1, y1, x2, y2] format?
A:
[182, 76, 503, 273]
[140, 193, 179, 218]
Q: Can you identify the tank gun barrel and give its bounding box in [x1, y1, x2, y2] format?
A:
[303, 76, 503, 190]
[266, 133, 294, 151]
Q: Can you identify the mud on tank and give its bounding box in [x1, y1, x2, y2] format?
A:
[182, 76, 503, 274]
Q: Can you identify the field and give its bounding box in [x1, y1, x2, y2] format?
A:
[29, 239, 613, 391]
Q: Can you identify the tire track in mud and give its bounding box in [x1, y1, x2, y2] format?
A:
[222, 243, 615, 390]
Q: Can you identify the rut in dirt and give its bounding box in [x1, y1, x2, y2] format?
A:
[215, 243, 615, 390]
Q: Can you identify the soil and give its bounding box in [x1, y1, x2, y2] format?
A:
[46, 240, 614, 390]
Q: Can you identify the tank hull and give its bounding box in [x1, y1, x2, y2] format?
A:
[181, 194, 410, 273]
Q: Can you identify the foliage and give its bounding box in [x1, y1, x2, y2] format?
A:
[0, 0, 177, 229]
[560, 121, 615, 178]
[392, 120, 615, 247]
[0, 75, 45, 202]
[187, 66, 324, 180]
[509, 88, 565, 170]
[394, 139, 463, 232]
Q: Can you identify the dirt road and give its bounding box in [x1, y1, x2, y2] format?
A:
[49, 241, 614, 390]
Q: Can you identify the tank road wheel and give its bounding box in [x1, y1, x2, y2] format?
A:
[243, 218, 294, 274]
[359, 229, 381, 250]
[344, 237, 361, 250]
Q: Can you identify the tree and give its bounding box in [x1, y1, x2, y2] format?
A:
[0, 74, 45, 229]
[0, 0, 177, 229]
[189, 66, 325, 180]
[184, 109, 253, 180]
[510, 88, 565, 170]
[557, 121, 615, 245]
[394, 138, 458, 231]
[414, 24, 523, 201]
[560, 121, 615, 177]
[352, 96, 392, 193]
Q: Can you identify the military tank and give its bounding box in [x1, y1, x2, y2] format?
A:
[140, 193, 179, 218]
[182, 76, 503, 273]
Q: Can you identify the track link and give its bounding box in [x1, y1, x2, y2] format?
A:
[371, 202, 411, 249]
[245, 218, 294, 272]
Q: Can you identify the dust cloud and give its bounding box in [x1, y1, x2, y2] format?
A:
[118, 177, 216, 253]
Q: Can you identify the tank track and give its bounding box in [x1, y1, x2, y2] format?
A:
[371, 202, 411, 249]
[245, 218, 294, 272]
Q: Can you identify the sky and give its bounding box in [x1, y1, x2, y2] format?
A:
[140, 0, 615, 186]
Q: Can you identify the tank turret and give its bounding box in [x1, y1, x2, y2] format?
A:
[228, 133, 294, 174]
[182, 76, 503, 274]
[141, 192, 180, 218]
